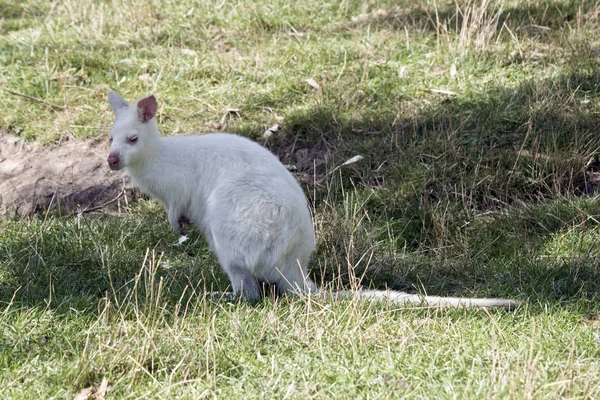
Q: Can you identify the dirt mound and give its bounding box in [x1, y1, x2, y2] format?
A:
[268, 139, 331, 186]
[0, 131, 135, 216]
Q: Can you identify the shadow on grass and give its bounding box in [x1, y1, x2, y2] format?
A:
[1, 65, 600, 315]
[267, 67, 600, 207]
[0, 213, 231, 313]
[0, 1, 50, 34]
[341, 0, 597, 40]
[264, 66, 600, 304]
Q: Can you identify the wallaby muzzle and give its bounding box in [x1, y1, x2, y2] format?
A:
[107, 153, 121, 170]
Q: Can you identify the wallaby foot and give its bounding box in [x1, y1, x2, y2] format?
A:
[225, 265, 262, 301]
[167, 209, 188, 236]
[177, 216, 190, 235]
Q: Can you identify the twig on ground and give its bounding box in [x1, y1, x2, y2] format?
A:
[79, 189, 126, 215]
[4, 89, 69, 110]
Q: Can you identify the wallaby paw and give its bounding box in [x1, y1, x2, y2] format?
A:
[172, 235, 188, 247]
[177, 216, 189, 235]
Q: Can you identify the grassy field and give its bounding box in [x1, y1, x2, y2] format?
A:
[2, 0, 600, 398]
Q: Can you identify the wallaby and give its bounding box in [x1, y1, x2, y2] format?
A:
[106, 92, 520, 309]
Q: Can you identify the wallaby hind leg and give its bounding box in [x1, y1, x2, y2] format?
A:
[167, 207, 186, 235]
[275, 258, 316, 295]
[224, 264, 261, 301]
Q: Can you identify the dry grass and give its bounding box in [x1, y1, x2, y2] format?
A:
[2, 0, 600, 398]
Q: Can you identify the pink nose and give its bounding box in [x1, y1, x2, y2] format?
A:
[107, 153, 119, 167]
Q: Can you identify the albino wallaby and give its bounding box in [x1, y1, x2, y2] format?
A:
[106, 92, 520, 309]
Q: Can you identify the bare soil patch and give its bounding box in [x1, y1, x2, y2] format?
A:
[0, 130, 133, 216]
[268, 138, 331, 186]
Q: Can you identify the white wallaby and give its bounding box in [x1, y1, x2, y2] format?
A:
[106, 92, 520, 309]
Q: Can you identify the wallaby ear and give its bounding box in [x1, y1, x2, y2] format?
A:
[108, 92, 129, 115]
[137, 95, 157, 123]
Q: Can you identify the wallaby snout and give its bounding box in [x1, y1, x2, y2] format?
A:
[107, 152, 121, 170]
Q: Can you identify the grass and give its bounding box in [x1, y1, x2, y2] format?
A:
[2, 0, 600, 398]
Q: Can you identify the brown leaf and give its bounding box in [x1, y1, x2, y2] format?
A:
[263, 130, 274, 139]
[305, 78, 320, 90]
[426, 88, 456, 96]
[450, 63, 457, 78]
[72, 377, 109, 400]
[582, 314, 600, 324]
[181, 48, 197, 57]
[341, 155, 364, 166]
[94, 376, 109, 400]
[138, 73, 153, 83]
[398, 66, 407, 78]
[263, 123, 281, 139]
[220, 108, 240, 125]
[73, 387, 94, 400]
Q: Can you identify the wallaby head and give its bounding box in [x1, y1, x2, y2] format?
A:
[106, 92, 160, 171]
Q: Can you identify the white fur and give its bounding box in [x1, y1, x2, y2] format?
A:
[106, 93, 521, 309]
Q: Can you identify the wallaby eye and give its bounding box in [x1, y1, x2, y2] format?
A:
[128, 136, 138, 144]
[109, 137, 113, 143]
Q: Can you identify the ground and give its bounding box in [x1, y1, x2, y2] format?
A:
[2, 0, 600, 399]
[0, 130, 128, 215]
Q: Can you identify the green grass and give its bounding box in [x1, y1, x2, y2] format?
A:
[2, 0, 600, 398]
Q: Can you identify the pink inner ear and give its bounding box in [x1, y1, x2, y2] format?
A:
[137, 95, 157, 123]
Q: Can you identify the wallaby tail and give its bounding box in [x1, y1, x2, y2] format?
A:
[204, 288, 521, 309]
[323, 289, 521, 310]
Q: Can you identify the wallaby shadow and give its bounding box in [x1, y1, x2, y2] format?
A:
[260, 67, 600, 305]
[0, 212, 231, 312]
